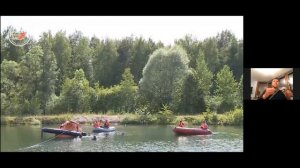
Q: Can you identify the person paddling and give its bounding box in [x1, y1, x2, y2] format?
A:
[200, 120, 208, 129]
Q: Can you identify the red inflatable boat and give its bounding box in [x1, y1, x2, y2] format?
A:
[173, 127, 212, 135]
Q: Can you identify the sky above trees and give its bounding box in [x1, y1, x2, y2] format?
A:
[1, 16, 243, 46]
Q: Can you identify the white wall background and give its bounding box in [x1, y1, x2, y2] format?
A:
[251, 80, 257, 99]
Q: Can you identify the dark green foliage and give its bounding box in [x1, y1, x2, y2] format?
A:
[52, 31, 72, 96]
[174, 71, 205, 114]
[90, 68, 137, 113]
[93, 39, 119, 86]
[130, 38, 158, 83]
[38, 32, 57, 115]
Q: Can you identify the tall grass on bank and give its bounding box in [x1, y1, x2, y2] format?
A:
[1, 108, 243, 126]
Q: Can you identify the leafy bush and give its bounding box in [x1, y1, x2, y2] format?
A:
[1, 116, 16, 125]
[230, 108, 243, 125]
[121, 113, 140, 124]
[23, 117, 41, 125]
[217, 108, 243, 125]
[202, 111, 218, 124]
[156, 105, 176, 124]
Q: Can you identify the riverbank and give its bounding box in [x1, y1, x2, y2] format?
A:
[1, 108, 243, 126]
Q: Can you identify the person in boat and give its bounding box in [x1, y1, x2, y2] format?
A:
[258, 77, 293, 100]
[103, 119, 110, 128]
[178, 120, 185, 127]
[60, 120, 82, 132]
[93, 120, 103, 128]
[97, 120, 103, 127]
[200, 120, 208, 129]
[93, 120, 98, 128]
[60, 120, 69, 129]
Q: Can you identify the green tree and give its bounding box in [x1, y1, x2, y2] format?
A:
[1, 60, 22, 115]
[120, 68, 136, 87]
[69, 36, 93, 81]
[1, 32, 5, 62]
[93, 39, 119, 86]
[115, 37, 134, 84]
[68, 31, 93, 83]
[232, 40, 243, 81]
[38, 32, 57, 115]
[52, 31, 72, 95]
[216, 30, 242, 80]
[130, 37, 158, 83]
[215, 65, 239, 113]
[234, 75, 243, 108]
[139, 46, 190, 112]
[175, 34, 201, 68]
[174, 70, 206, 114]
[195, 51, 214, 96]
[202, 37, 220, 73]
[69, 30, 83, 50]
[216, 30, 236, 49]
[19, 45, 43, 100]
[205, 95, 223, 112]
[18, 45, 44, 115]
[89, 35, 100, 49]
[59, 69, 92, 113]
[119, 68, 138, 112]
[117, 37, 134, 68]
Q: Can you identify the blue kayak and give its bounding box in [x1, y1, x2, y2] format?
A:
[93, 127, 116, 133]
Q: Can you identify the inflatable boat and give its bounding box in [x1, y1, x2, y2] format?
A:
[173, 127, 212, 135]
[41, 127, 87, 138]
[92, 126, 116, 133]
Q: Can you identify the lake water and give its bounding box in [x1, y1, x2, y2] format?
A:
[1, 124, 243, 152]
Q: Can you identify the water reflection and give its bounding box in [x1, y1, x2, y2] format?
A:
[177, 136, 188, 142]
[175, 134, 212, 148]
[176, 136, 188, 146]
[198, 135, 210, 146]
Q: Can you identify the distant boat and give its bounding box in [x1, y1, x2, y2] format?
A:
[173, 127, 212, 135]
[93, 126, 116, 133]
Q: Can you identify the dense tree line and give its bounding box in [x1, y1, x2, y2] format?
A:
[1, 27, 243, 115]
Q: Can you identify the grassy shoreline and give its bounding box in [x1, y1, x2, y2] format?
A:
[1, 109, 243, 126]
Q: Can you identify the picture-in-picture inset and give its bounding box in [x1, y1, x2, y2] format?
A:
[251, 68, 293, 100]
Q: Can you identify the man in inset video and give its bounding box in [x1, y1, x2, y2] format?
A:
[258, 78, 293, 100]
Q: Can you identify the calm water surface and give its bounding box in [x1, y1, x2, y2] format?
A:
[1, 124, 243, 152]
